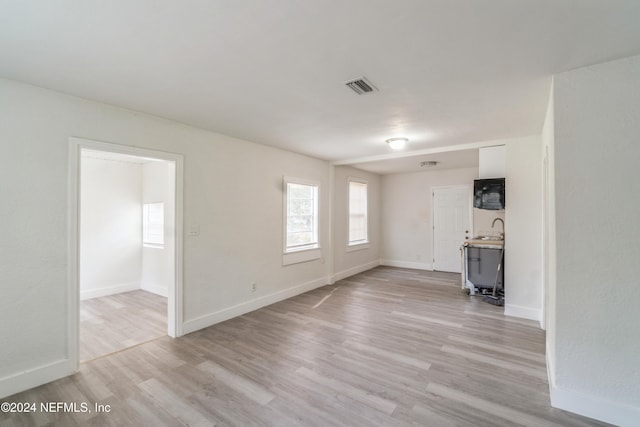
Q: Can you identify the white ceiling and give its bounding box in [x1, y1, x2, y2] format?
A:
[2, 1, 640, 170]
[353, 148, 479, 175]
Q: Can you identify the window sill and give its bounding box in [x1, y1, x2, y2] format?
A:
[143, 243, 165, 249]
[283, 247, 321, 266]
[347, 242, 370, 252]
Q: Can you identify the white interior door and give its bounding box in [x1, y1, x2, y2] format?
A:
[433, 186, 471, 272]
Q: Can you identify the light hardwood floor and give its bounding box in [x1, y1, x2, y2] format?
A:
[1, 267, 608, 426]
[80, 290, 167, 362]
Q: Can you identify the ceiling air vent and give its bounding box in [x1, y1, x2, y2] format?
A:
[345, 76, 377, 95]
[420, 161, 439, 168]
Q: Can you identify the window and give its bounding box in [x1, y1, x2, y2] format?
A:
[283, 177, 321, 265]
[348, 178, 368, 246]
[143, 202, 164, 246]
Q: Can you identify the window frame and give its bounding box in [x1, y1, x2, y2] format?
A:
[282, 176, 321, 265]
[142, 202, 165, 247]
[347, 177, 369, 250]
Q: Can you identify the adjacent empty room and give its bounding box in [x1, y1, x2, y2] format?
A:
[79, 148, 176, 361]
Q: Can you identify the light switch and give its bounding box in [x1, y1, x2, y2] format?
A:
[188, 224, 200, 236]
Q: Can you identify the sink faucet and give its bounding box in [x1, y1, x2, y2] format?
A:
[491, 217, 504, 238]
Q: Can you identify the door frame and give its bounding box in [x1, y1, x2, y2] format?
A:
[431, 184, 473, 272]
[68, 137, 184, 370]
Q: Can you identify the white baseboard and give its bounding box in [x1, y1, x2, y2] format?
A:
[547, 347, 640, 425]
[140, 283, 168, 298]
[380, 259, 433, 271]
[546, 346, 555, 394]
[80, 281, 140, 300]
[183, 276, 329, 335]
[550, 383, 640, 427]
[504, 303, 541, 322]
[332, 260, 380, 282]
[0, 358, 76, 399]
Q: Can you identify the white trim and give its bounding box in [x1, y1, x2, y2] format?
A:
[282, 176, 321, 257]
[69, 136, 185, 356]
[143, 243, 165, 249]
[283, 175, 321, 188]
[347, 176, 369, 246]
[282, 247, 322, 266]
[347, 176, 368, 184]
[380, 259, 433, 271]
[172, 156, 185, 337]
[346, 242, 370, 252]
[550, 384, 640, 427]
[332, 260, 380, 282]
[326, 165, 335, 284]
[80, 281, 140, 300]
[546, 348, 556, 395]
[504, 304, 542, 322]
[183, 276, 329, 334]
[0, 359, 75, 399]
[67, 141, 80, 376]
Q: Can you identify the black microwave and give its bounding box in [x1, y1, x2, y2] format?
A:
[474, 178, 505, 210]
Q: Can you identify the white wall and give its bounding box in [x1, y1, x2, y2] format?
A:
[504, 136, 543, 322]
[332, 166, 381, 281]
[551, 55, 640, 425]
[80, 156, 142, 299]
[473, 208, 504, 237]
[141, 160, 175, 297]
[0, 77, 333, 398]
[381, 167, 478, 270]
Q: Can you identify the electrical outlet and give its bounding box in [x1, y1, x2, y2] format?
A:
[251, 282, 256, 292]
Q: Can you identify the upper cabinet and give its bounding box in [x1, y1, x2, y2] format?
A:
[479, 145, 506, 179]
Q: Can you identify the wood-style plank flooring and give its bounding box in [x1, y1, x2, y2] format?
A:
[2, 267, 607, 426]
[80, 290, 167, 362]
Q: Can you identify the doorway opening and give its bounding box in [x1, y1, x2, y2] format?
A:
[69, 138, 183, 366]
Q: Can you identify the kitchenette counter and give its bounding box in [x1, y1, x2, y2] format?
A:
[465, 238, 504, 248]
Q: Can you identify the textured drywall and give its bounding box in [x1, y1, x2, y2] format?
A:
[380, 167, 478, 269]
[504, 136, 543, 321]
[0, 77, 332, 391]
[554, 55, 640, 410]
[0, 83, 69, 379]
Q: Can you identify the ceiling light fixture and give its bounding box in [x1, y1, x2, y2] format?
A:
[386, 137, 408, 150]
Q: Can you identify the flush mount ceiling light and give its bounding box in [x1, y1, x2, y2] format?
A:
[386, 137, 408, 150]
